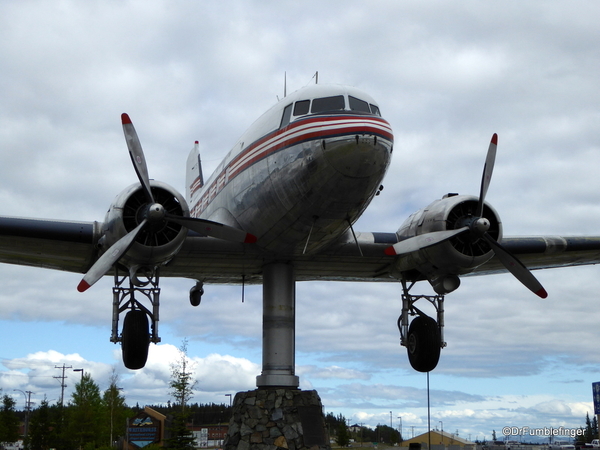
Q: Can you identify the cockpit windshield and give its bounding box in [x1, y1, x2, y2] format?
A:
[280, 93, 381, 128]
[349, 96, 370, 113]
[293, 100, 310, 116]
[310, 95, 345, 113]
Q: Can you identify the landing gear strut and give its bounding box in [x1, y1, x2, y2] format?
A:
[111, 266, 161, 369]
[398, 280, 446, 372]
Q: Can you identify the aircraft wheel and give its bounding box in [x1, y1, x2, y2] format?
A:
[406, 315, 441, 372]
[121, 309, 150, 370]
[190, 288, 202, 307]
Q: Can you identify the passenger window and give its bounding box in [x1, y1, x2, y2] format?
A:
[311, 95, 345, 113]
[349, 96, 371, 113]
[293, 100, 310, 116]
[280, 103, 293, 128]
[369, 104, 381, 116]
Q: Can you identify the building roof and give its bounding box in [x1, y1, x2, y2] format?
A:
[403, 430, 475, 446]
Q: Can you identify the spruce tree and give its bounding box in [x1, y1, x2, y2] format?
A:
[165, 340, 197, 450]
[69, 372, 103, 449]
[27, 398, 58, 450]
[336, 421, 350, 447]
[0, 394, 20, 444]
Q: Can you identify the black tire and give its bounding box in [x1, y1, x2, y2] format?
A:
[406, 315, 441, 372]
[190, 289, 202, 307]
[122, 309, 150, 370]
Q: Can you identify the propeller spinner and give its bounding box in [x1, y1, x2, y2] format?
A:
[385, 134, 548, 299]
[77, 114, 257, 292]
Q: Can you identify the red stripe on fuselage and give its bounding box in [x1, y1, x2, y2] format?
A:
[191, 114, 393, 215]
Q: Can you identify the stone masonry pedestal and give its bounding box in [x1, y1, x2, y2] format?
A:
[223, 389, 331, 450]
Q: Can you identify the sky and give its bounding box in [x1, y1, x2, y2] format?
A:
[1, 0, 600, 442]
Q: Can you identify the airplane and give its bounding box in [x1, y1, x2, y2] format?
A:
[2, 82, 600, 384]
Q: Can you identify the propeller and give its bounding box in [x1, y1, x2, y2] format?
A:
[77, 114, 257, 292]
[385, 133, 548, 299]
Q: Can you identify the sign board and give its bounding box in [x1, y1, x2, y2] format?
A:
[592, 382, 600, 415]
[195, 429, 208, 448]
[128, 412, 161, 448]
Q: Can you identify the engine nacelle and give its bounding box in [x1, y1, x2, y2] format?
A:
[394, 193, 503, 292]
[100, 180, 190, 269]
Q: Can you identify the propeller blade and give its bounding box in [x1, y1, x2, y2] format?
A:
[385, 227, 469, 256]
[77, 220, 147, 292]
[122, 113, 154, 204]
[483, 234, 547, 298]
[476, 133, 497, 217]
[166, 214, 257, 244]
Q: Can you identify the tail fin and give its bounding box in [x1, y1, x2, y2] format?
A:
[186, 141, 204, 205]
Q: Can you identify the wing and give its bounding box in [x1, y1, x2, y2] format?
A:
[468, 235, 600, 275]
[3, 214, 599, 286]
[161, 232, 600, 283]
[0, 216, 99, 272]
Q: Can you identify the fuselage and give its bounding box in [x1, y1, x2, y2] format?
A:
[188, 84, 394, 256]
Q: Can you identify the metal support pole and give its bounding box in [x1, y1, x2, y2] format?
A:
[256, 262, 299, 388]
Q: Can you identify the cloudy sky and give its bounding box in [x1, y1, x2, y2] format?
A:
[2, 0, 600, 442]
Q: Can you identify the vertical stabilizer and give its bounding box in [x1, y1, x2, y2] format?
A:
[186, 141, 204, 206]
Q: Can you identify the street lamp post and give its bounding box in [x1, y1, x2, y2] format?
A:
[73, 368, 84, 383]
[14, 389, 34, 447]
[225, 394, 232, 407]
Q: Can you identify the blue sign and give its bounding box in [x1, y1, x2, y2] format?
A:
[129, 413, 160, 448]
[592, 382, 600, 415]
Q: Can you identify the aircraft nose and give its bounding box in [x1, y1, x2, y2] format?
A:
[322, 133, 391, 178]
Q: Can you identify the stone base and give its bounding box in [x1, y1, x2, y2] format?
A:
[223, 388, 331, 450]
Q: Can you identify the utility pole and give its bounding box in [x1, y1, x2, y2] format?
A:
[54, 364, 72, 408]
[398, 416, 402, 443]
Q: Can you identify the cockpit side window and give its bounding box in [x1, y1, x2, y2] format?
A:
[349, 96, 371, 113]
[369, 104, 381, 116]
[293, 100, 310, 116]
[311, 95, 345, 113]
[280, 103, 293, 128]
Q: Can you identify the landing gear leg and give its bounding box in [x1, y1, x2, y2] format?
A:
[398, 280, 446, 372]
[111, 266, 161, 369]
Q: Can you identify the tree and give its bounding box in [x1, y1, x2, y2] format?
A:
[583, 413, 598, 443]
[102, 370, 128, 447]
[373, 425, 399, 444]
[165, 340, 197, 450]
[68, 372, 104, 449]
[0, 394, 20, 444]
[336, 422, 350, 447]
[27, 398, 58, 450]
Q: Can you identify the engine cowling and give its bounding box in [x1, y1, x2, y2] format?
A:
[394, 193, 503, 292]
[100, 180, 189, 269]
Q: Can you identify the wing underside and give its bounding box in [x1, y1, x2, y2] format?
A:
[0, 217, 99, 272]
[155, 232, 600, 283]
[1, 216, 600, 284]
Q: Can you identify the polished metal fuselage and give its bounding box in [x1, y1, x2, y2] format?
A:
[189, 85, 394, 256]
